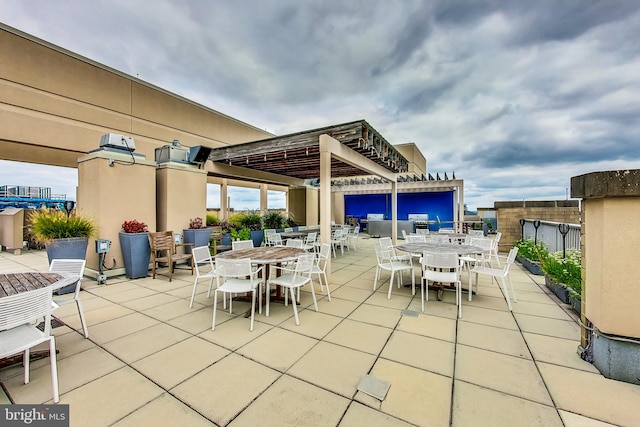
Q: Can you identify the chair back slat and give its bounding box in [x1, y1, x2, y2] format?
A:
[0, 287, 52, 333]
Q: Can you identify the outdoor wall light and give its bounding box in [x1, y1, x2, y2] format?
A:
[64, 200, 76, 217]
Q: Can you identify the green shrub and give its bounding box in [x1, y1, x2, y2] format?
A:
[240, 213, 262, 231]
[541, 249, 582, 295]
[29, 209, 97, 243]
[262, 211, 285, 229]
[230, 226, 251, 241]
[515, 239, 548, 262]
[205, 213, 219, 226]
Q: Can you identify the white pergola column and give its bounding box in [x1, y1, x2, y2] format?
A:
[220, 179, 228, 220]
[260, 183, 268, 214]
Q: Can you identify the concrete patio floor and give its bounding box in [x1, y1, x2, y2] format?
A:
[1, 237, 639, 426]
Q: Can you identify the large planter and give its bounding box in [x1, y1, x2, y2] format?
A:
[517, 255, 543, 275]
[569, 288, 582, 314]
[544, 275, 571, 304]
[250, 230, 264, 248]
[183, 228, 211, 252]
[45, 237, 88, 294]
[119, 232, 150, 279]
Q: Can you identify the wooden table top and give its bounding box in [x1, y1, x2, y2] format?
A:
[396, 242, 483, 256]
[215, 246, 307, 264]
[0, 272, 78, 298]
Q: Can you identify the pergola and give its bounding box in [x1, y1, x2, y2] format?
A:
[206, 120, 409, 244]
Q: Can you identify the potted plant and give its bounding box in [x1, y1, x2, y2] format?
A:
[263, 211, 286, 231]
[28, 208, 96, 264]
[514, 238, 546, 275]
[183, 217, 212, 252]
[28, 208, 97, 293]
[541, 248, 582, 309]
[119, 219, 150, 279]
[230, 226, 251, 241]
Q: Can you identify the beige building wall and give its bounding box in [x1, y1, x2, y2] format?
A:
[1, 25, 277, 273]
[77, 151, 157, 274]
[395, 143, 426, 177]
[1, 25, 273, 167]
[156, 163, 208, 234]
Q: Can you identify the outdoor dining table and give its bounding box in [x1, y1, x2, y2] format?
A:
[215, 246, 307, 316]
[0, 272, 80, 298]
[396, 242, 483, 256]
[396, 242, 483, 299]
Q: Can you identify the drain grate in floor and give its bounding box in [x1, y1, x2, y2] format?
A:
[357, 374, 391, 401]
[36, 317, 66, 332]
[401, 309, 419, 317]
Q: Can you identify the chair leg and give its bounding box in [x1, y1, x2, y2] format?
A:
[508, 273, 517, 302]
[76, 299, 89, 338]
[309, 281, 318, 311]
[266, 282, 271, 317]
[387, 271, 395, 299]
[373, 267, 379, 291]
[499, 277, 513, 310]
[189, 279, 198, 309]
[250, 289, 256, 331]
[322, 271, 331, 301]
[49, 337, 59, 403]
[290, 287, 300, 325]
[212, 291, 219, 330]
[24, 348, 30, 384]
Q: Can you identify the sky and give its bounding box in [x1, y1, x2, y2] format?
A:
[2, 0, 640, 211]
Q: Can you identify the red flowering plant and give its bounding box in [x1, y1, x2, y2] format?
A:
[188, 217, 206, 229]
[121, 219, 148, 233]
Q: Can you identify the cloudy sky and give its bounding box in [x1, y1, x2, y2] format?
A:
[2, 0, 640, 210]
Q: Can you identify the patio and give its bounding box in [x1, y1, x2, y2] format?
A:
[1, 237, 638, 426]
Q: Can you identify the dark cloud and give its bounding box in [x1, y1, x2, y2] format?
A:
[1, 0, 640, 209]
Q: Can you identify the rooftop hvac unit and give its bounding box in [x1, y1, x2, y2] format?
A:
[99, 133, 136, 152]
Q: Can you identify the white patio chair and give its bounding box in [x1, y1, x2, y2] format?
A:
[270, 233, 284, 247]
[284, 227, 294, 233]
[416, 228, 430, 236]
[330, 229, 344, 257]
[373, 244, 415, 299]
[267, 254, 317, 325]
[0, 286, 60, 403]
[286, 238, 304, 248]
[310, 243, 331, 300]
[347, 227, 360, 250]
[489, 232, 503, 267]
[263, 229, 277, 246]
[303, 232, 317, 252]
[471, 247, 519, 311]
[468, 230, 484, 237]
[232, 240, 254, 250]
[421, 251, 463, 317]
[49, 259, 88, 338]
[212, 258, 263, 331]
[189, 246, 219, 308]
[459, 237, 493, 299]
[380, 236, 411, 263]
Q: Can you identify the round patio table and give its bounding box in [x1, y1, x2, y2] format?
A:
[396, 242, 483, 300]
[215, 246, 307, 316]
[396, 242, 482, 256]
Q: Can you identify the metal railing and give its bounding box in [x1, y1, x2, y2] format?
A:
[520, 219, 581, 253]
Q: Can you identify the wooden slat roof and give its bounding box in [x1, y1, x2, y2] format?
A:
[207, 120, 409, 180]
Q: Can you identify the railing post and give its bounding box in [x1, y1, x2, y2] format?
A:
[558, 223, 570, 258]
[533, 220, 541, 245]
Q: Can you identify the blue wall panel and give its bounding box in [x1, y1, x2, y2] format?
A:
[345, 191, 454, 224]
